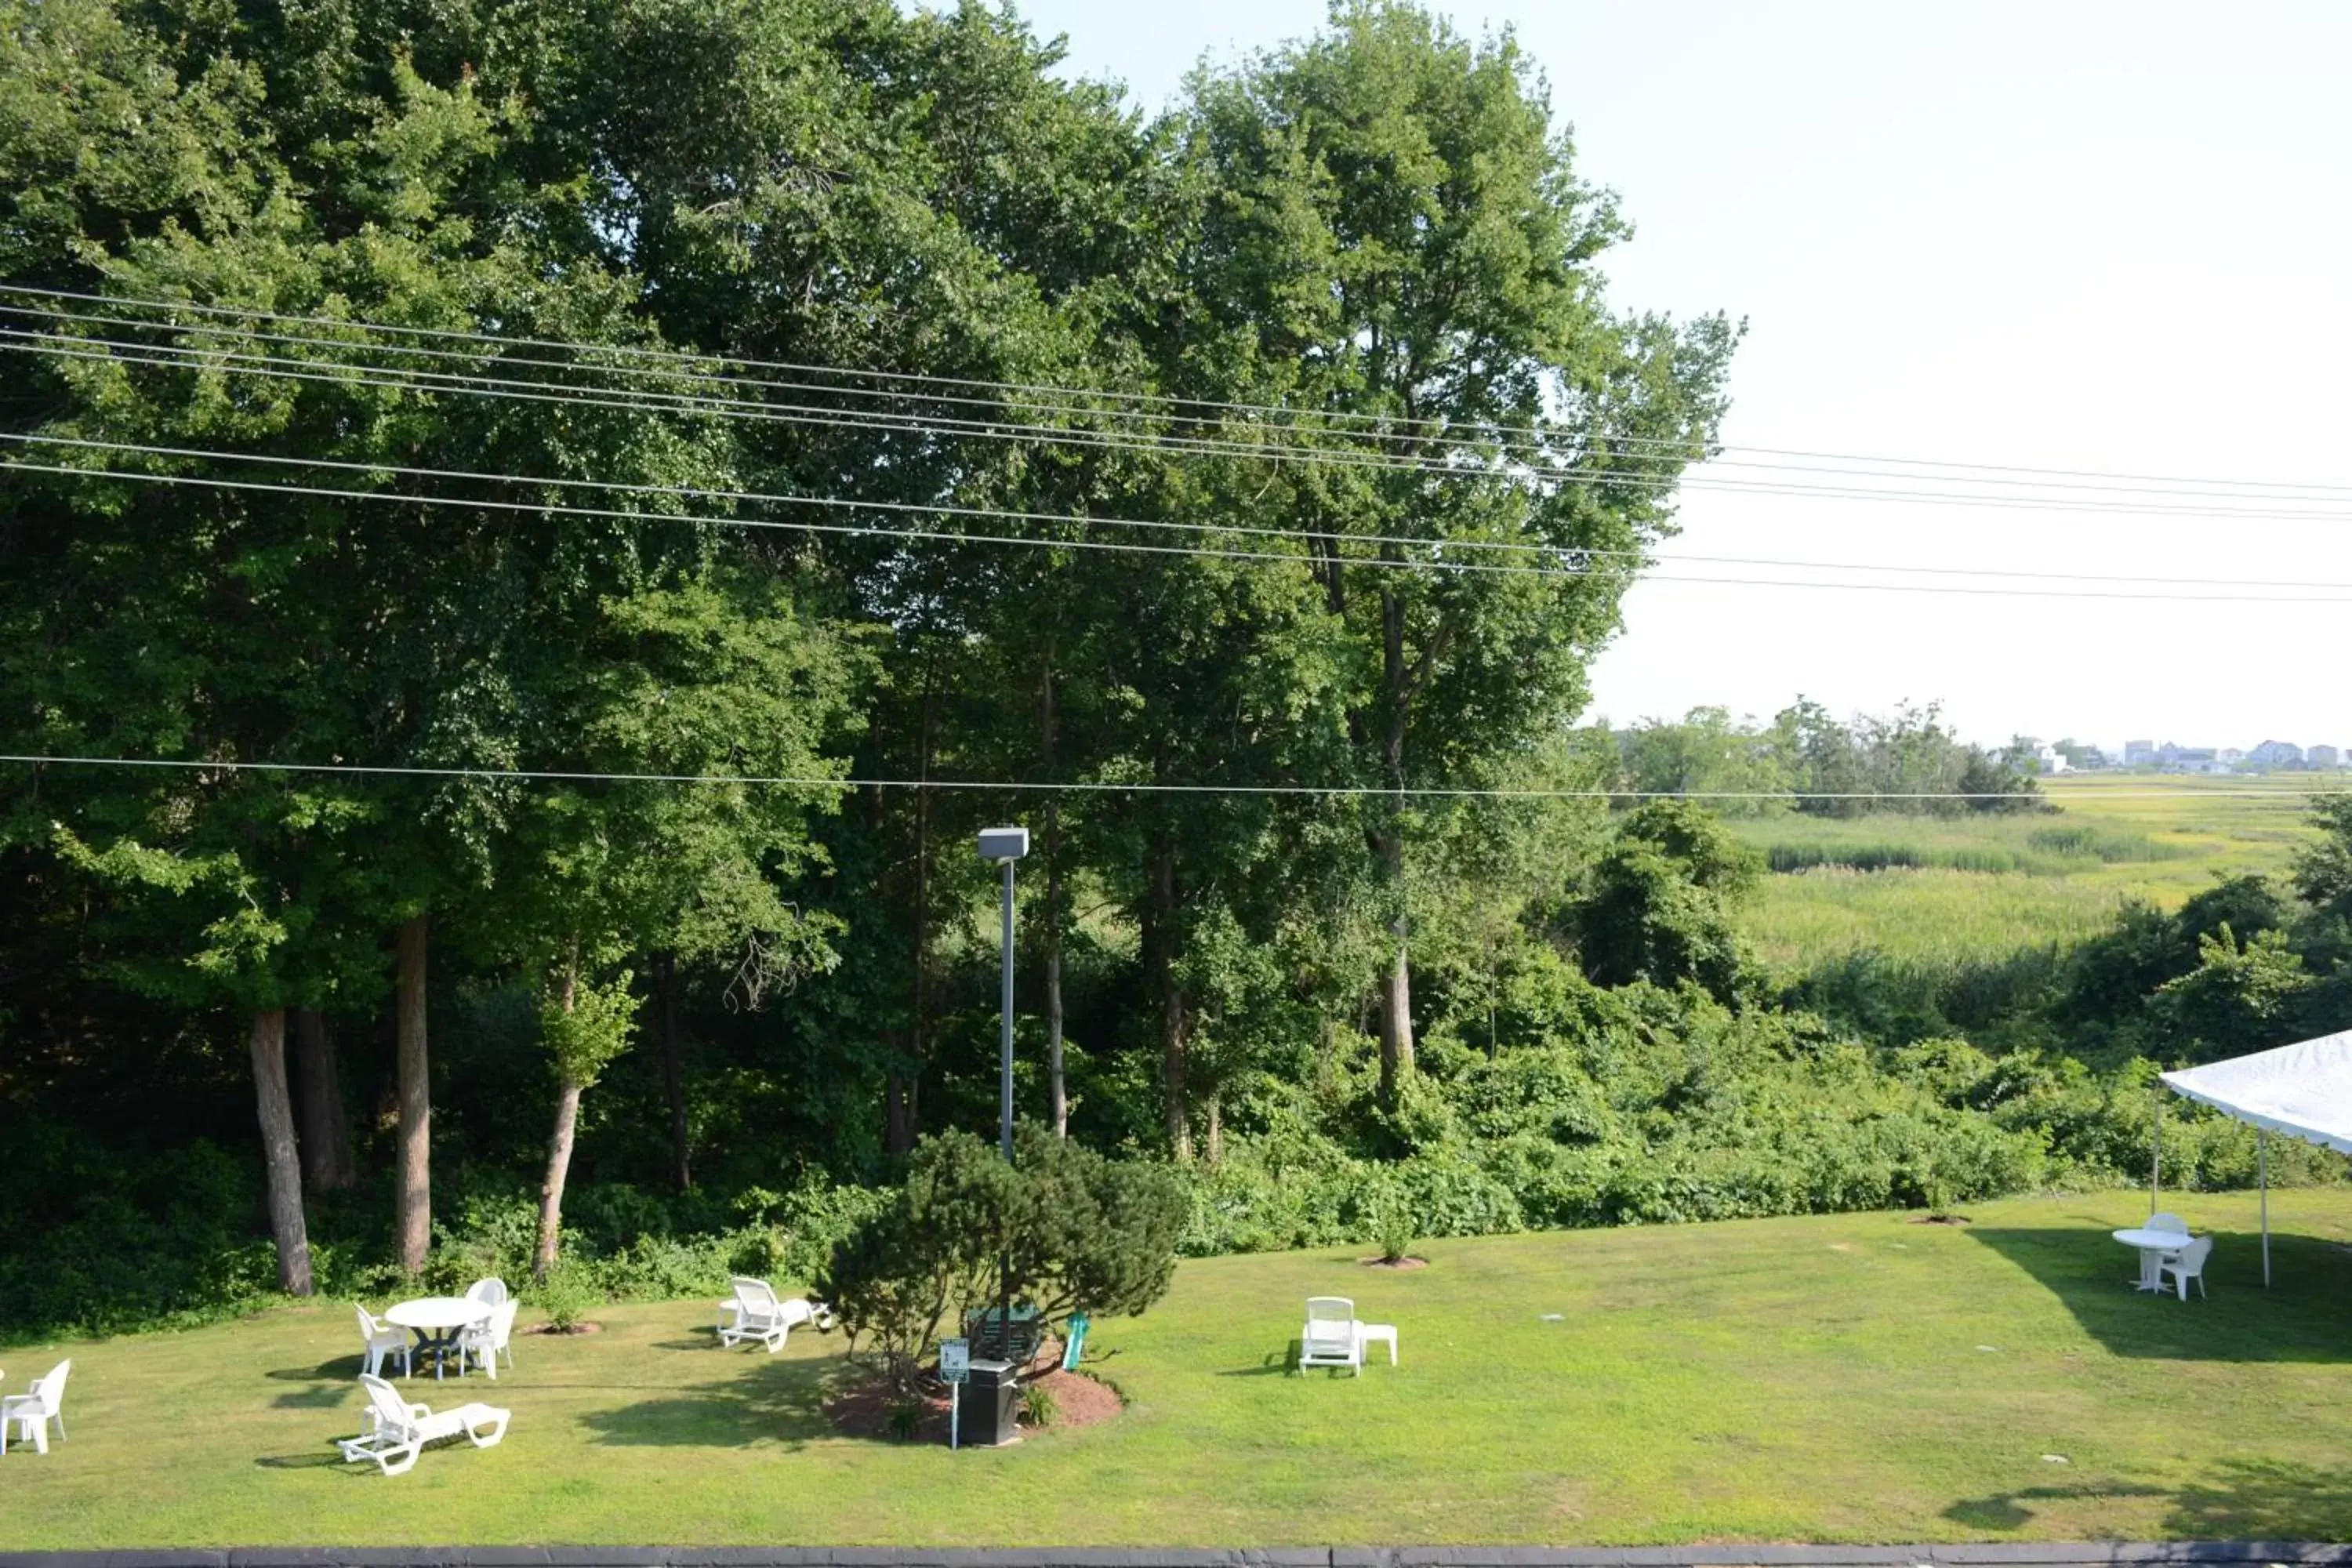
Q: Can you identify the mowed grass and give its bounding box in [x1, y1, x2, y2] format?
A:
[5, 1188, 2352, 1546]
[1737, 775, 2332, 970]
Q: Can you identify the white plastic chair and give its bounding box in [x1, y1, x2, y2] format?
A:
[2147, 1212, 2190, 1235]
[2160, 1236, 2214, 1300]
[356, 1304, 412, 1379]
[0, 1360, 71, 1456]
[716, 1276, 832, 1352]
[465, 1277, 509, 1308]
[337, 1373, 509, 1476]
[1298, 1297, 1363, 1375]
[459, 1300, 519, 1380]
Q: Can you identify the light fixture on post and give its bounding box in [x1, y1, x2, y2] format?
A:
[977, 826, 1029, 1163]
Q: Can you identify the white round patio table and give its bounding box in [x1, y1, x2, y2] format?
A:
[384, 1297, 490, 1381]
[2112, 1227, 2192, 1293]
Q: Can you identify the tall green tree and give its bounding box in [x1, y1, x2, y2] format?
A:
[1178, 1, 1735, 1102]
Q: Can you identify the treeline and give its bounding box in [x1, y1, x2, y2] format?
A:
[0, 1, 2303, 1343]
[1610, 701, 2042, 816]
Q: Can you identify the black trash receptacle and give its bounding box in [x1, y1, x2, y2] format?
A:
[956, 1357, 1020, 1446]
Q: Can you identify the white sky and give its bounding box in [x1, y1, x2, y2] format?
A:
[1011, 0, 2352, 753]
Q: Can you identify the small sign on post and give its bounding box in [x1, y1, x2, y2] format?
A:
[940, 1336, 971, 1450]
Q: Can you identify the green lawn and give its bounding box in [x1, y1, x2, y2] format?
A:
[1737, 776, 2330, 971]
[6, 1188, 2352, 1546]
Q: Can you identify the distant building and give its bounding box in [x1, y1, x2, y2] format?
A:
[2124, 739, 2155, 767]
[2217, 748, 2245, 765]
[2032, 744, 2071, 774]
[2311, 744, 2342, 768]
[2249, 739, 2304, 768]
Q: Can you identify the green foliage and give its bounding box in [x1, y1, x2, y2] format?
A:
[1018, 1381, 1060, 1428]
[1557, 800, 1759, 1000]
[540, 975, 641, 1090]
[535, 1256, 602, 1332]
[818, 1129, 1184, 1396]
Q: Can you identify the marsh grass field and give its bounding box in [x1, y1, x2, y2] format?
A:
[1736, 775, 2335, 971]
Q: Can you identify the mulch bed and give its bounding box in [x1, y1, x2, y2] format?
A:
[1361, 1254, 1429, 1269]
[521, 1321, 605, 1335]
[1907, 1214, 1974, 1226]
[821, 1336, 1123, 1443]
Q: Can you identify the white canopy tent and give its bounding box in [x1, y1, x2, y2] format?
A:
[2158, 1030, 2352, 1287]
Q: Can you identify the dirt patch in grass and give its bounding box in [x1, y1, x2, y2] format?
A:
[1907, 1214, 1973, 1226]
[522, 1321, 606, 1335]
[1361, 1254, 1429, 1269]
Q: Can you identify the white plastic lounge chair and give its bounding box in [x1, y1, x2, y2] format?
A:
[1298, 1297, 1363, 1375]
[2160, 1236, 2214, 1301]
[337, 1374, 509, 1476]
[0, 1360, 70, 1455]
[458, 1300, 519, 1380]
[716, 1276, 833, 1351]
[465, 1277, 509, 1308]
[356, 1304, 412, 1379]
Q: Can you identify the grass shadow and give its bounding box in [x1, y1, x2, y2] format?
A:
[2168, 1457, 2352, 1539]
[267, 1359, 362, 1381]
[254, 1449, 354, 1472]
[575, 1354, 836, 1450]
[270, 1385, 350, 1410]
[1965, 1221, 2352, 1363]
[1943, 1479, 2168, 1530]
[1217, 1344, 1298, 1377]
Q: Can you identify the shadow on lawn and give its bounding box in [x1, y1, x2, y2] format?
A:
[1965, 1221, 2352, 1363]
[577, 1355, 836, 1449]
[1945, 1460, 2352, 1539]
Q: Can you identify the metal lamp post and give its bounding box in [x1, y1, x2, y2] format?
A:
[977, 826, 1029, 1163]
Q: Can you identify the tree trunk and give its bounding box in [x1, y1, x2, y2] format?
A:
[1203, 1087, 1222, 1166]
[657, 953, 690, 1191]
[892, 664, 938, 1156]
[885, 1067, 918, 1156]
[535, 1077, 585, 1281]
[1375, 828, 1414, 1103]
[248, 1009, 314, 1295]
[1040, 653, 1067, 1137]
[293, 1007, 356, 1192]
[535, 967, 583, 1280]
[394, 913, 431, 1276]
[1146, 840, 1191, 1160]
[1046, 836, 1067, 1137]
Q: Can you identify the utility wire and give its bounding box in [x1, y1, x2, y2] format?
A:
[16, 454, 2352, 603]
[16, 431, 2352, 592]
[16, 332, 2352, 528]
[9, 282, 2352, 499]
[0, 752, 2336, 802]
[17, 299, 2336, 508]
[15, 329, 2352, 526]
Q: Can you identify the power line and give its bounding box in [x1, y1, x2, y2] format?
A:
[16, 432, 2352, 592]
[0, 752, 2337, 801]
[16, 329, 2352, 526]
[17, 299, 2340, 510]
[10, 281, 2352, 499]
[17, 453, 2352, 603]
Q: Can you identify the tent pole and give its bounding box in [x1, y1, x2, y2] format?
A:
[2151, 1088, 2162, 1214]
[2260, 1128, 2271, 1289]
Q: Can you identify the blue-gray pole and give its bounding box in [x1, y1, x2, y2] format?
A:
[1000, 857, 1016, 1163]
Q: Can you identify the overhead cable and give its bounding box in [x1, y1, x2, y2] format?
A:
[8, 282, 2352, 499]
[15, 431, 2352, 592]
[0, 752, 2338, 802]
[16, 455, 2352, 602]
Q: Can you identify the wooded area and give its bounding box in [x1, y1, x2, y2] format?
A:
[1, 0, 2342, 1341]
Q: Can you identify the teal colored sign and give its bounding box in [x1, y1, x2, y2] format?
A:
[1062, 1312, 1089, 1371]
[940, 1337, 971, 1384]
